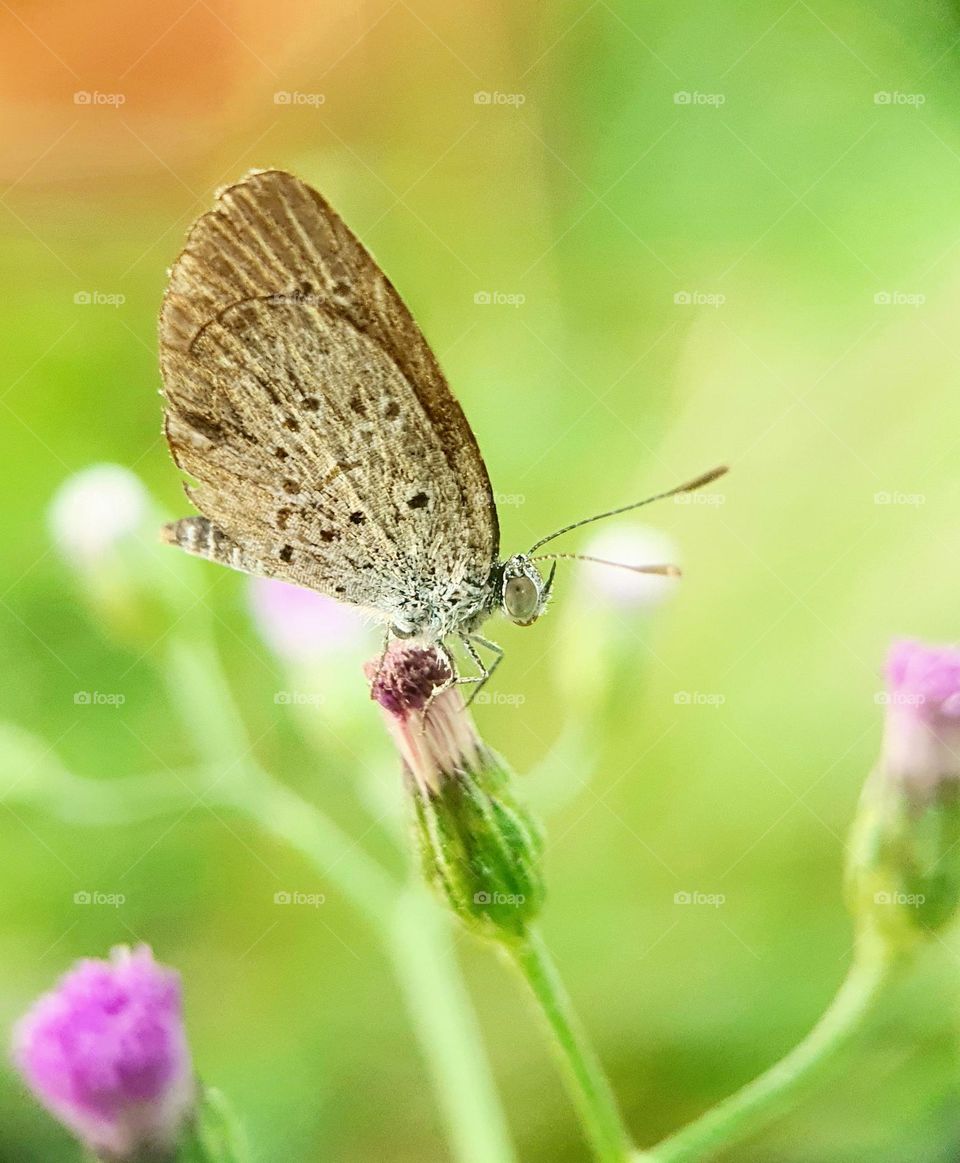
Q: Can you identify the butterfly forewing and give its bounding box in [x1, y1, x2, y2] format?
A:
[159, 169, 499, 626]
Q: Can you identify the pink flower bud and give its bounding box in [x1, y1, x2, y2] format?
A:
[366, 644, 480, 795]
[249, 577, 367, 664]
[880, 638, 960, 796]
[847, 639, 960, 949]
[12, 945, 194, 1160]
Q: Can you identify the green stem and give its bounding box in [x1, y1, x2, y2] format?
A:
[232, 768, 396, 923]
[391, 888, 519, 1163]
[513, 929, 633, 1162]
[162, 636, 395, 920]
[644, 942, 895, 1163]
[159, 633, 515, 1163]
[162, 637, 257, 770]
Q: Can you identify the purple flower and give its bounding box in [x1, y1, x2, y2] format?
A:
[249, 577, 367, 664]
[12, 945, 194, 1160]
[881, 638, 960, 796]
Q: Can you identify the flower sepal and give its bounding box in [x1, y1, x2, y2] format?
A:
[174, 1087, 247, 1163]
[848, 775, 960, 951]
[412, 746, 545, 944]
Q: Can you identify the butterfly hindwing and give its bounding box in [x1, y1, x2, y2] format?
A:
[159, 169, 500, 624]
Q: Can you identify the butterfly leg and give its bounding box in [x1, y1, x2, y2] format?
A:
[461, 633, 504, 706]
[421, 635, 496, 718]
[368, 626, 393, 694]
[421, 636, 502, 717]
[419, 639, 462, 720]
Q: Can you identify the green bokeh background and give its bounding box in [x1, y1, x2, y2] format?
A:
[2, 1, 960, 1159]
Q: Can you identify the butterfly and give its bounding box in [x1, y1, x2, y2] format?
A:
[159, 169, 726, 690]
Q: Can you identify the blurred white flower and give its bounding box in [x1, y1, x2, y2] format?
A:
[573, 525, 680, 611]
[48, 464, 148, 566]
[248, 577, 368, 664]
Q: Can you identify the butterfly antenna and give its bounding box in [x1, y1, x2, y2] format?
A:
[532, 553, 682, 578]
[527, 465, 728, 554]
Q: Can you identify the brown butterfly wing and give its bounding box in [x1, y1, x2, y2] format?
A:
[159, 169, 499, 622]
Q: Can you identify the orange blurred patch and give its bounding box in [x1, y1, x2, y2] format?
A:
[0, 0, 344, 185]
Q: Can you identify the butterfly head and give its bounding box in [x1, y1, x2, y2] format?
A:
[499, 555, 556, 627]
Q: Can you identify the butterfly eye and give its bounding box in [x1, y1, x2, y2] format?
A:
[503, 574, 541, 626]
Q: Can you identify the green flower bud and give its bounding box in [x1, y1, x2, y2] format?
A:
[177, 1086, 248, 1163]
[368, 646, 544, 943]
[847, 639, 960, 952]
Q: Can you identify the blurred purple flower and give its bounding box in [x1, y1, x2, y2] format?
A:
[881, 638, 960, 796]
[575, 526, 680, 611]
[248, 577, 367, 664]
[12, 945, 194, 1160]
[48, 464, 149, 567]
